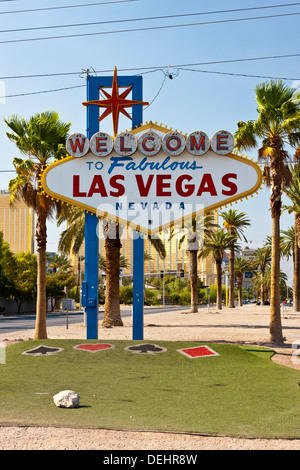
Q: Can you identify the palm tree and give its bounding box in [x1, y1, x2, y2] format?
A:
[280, 227, 298, 308]
[101, 219, 124, 326]
[199, 229, 236, 310]
[234, 257, 253, 306]
[58, 208, 166, 326]
[219, 210, 251, 308]
[170, 213, 216, 313]
[253, 246, 271, 305]
[46, 253, 72, 273]
[99, 253, 129, 273]
[283, 165, 300, 311]
[5, 111, 71, 339]
[57, 207, 85, 256]
[280, 227, 295, 259]
[143, 251, 152, 304]
[235, 80, 300, 343]
[259, 266, 288, 302]
[101, 223, 166, 326]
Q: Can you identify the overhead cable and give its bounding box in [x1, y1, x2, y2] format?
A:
[0, 12, 300, 44]
[1, 4, 300, 33]
[0, 1, 298, 16]
[1, 65, 300, 100]
[0, 0, 138, 15]
[1, 53, 300, 81]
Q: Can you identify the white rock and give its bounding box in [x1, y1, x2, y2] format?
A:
[53, 390, 80, 408]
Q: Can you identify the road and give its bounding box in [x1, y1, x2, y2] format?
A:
[0, 305, 191, 335]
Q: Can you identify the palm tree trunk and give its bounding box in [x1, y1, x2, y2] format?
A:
[74, 256, 80, 303]
[216, 260, 222, 310]
[102, 224, 123, 326]
[190, 250, 198, 313]
[294, 213, 300, 312]
[34, 212, 47, 340]
[261, 270, 265, 305]
[228, 247, 235, 308]
[270, 215, 284, 343]
[269, 153, 284, 344]
[237, 274, 243, 306]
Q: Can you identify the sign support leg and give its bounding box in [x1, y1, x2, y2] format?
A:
[85, 75, 100, 340]
[85, 212, 99, 339]
[130, 76, 144, 341]
[133, 233, 144, 340]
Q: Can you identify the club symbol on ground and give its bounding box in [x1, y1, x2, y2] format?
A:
[125, 343, 167, 355]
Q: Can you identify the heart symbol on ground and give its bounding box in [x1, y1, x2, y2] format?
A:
[74, 343, 115, 353]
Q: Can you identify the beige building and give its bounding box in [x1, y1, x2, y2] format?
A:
[241, 246, 256, 290]
[74, 211, 218, 285]
[0, 190, 35, 254]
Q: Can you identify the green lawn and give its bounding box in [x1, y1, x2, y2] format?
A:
[1, 339, 300, 438]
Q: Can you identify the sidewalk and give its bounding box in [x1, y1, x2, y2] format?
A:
[2, 304, 300, 352]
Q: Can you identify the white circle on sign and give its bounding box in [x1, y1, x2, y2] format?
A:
[66, 133, 90, 157]
[211, 130, 235, 155]
[114, 132, 137, 156]
[186, 131, 210, 156]
[162, 131, 186, 156]
[90, 132, 113, 157]
[138, 132, 162, 156]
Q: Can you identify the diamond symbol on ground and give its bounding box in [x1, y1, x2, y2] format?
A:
[177, 345, 219, 359]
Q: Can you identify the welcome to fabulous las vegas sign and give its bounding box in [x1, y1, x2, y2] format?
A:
[40, 121, 262, 235]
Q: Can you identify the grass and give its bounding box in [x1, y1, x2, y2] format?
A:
[1, 339, 300, 438]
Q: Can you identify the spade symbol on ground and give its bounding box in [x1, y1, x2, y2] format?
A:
[22, 345, 64, 356]
[125, 343, 167, 355]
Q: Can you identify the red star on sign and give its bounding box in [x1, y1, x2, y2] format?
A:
[82, 66, 149, 137]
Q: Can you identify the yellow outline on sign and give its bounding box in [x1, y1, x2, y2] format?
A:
[40, 122, 263, 235]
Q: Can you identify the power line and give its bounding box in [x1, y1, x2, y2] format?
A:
[0, 0, 138, 15]
[0, 53, 300, 80]
[2, 3, 300, 34]
[179, 67, 300, 81]
[1, 65, 300, 100]
[166, 53, 300, 70]
[0, 11, 300, 44]
[0, 1, 299, 16]
[1, 84, 85, 99]
[1, 53, 300, 81]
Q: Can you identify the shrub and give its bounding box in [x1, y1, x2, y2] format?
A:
[171, 292, 180, 304]
[145, 288, 160, 305]
[120, 285, 133, 305]
[179, 289, 191, 305]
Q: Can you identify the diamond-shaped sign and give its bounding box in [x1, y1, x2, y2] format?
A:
[41, 122, 262, 235]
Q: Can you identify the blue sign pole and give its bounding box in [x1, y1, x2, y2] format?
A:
[130, 78, 144, 341]
[84, 75, 100, 339]
[84, 73, 144, 340]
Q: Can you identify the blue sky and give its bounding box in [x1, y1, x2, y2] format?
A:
[0, 0, 299, 280]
